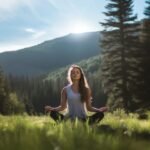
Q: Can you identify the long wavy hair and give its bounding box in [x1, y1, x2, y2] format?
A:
[67, 64, 91, 103]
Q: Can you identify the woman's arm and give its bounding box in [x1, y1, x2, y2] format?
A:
[85, 88, 108, 112]
[45, 87, 67, 112]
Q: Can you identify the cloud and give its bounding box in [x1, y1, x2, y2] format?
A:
[24, 27, 46, 39]
[25, 28, 36, 33]
[0, 0, 21, 10]
[0, 0, 39, 21]
[0, 0, 22, 20]
[0, 0, 36, 11]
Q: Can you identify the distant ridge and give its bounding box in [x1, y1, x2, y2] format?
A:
[0, 31, 101, 76]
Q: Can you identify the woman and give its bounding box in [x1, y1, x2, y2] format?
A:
[45, 64, 108, 124]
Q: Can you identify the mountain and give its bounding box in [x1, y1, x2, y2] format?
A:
[0, 31, 101, 76]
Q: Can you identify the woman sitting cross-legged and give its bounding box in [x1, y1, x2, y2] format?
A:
[45, 64, 108, 124]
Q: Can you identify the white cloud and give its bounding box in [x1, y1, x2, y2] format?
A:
[0, 0, 36, 11]
[25, 28, 36, 33]
[0, 0, 22, 20]
[0, 0, 38, 21]
[24, 28, 47, 39]
[0, 0, 21, 10]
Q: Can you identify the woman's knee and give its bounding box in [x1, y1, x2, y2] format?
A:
[97, 112, 104, 119]
[50, 111, 58, 118]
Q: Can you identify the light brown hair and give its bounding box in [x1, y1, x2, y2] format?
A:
[67, 64, 91, 102]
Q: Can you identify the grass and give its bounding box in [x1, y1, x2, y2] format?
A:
[0, 111, 150, 150]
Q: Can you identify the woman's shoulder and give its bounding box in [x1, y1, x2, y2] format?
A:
[62, 84, 71, 92]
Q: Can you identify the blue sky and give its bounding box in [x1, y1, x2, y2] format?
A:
[0, 0, 146, 53]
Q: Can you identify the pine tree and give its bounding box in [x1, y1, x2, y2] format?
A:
[141, 0, 150, 107]
[100, 0, 142, 111]
[0, 67, 9, 114]
[144, 0, 150, 18]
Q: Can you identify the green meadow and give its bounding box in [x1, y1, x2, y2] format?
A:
[0, 110, 150, 150]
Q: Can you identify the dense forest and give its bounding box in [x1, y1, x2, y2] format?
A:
[0, 0, 150, 115]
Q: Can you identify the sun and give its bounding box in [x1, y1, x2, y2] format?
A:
[71, 22, 90, 34]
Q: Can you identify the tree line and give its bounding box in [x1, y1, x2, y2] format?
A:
[0, 67, 107, 115]
[0, 68, 25, 115]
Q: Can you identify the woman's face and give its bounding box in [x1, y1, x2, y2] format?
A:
[71, 67, 81, 81]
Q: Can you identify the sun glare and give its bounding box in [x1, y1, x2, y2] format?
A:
[71, 23, 90, 34]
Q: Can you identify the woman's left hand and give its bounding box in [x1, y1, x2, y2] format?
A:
[98, 106, 108, 112]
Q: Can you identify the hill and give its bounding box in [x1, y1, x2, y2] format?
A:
[45, 55, 101, 82]
[0, 31, 101, 76]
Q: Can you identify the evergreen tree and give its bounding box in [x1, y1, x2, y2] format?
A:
[144, 0, 150, 18]
[0, 67, 9, 114]
[141, 0, 150, 108]
[100, 0, 142, 111]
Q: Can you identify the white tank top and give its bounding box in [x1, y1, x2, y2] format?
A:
[65, 84, 87, 119]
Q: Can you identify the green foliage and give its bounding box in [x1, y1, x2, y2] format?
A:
[140, 0, 150, 105]
[100, 0, 143, 111]
[0, 67, 25, 115]
[144, 0, 150, 18]
[0, 114, 150, 150]
[0, 67, 9, 114]
[102, 110, 150, 138]
[5, 93, 25, 114]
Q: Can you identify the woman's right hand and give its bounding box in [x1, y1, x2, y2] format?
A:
[44, 106, 53, 112]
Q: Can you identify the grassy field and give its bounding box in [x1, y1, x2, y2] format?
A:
[0, 110, 150, 150]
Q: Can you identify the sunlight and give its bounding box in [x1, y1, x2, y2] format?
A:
[71, 22, 90, 34]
